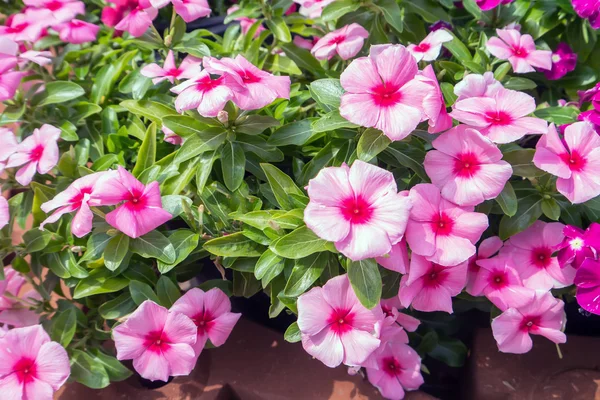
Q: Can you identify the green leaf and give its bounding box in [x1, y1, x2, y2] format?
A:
[284, 322, 302, 343]
[494, 62, 512, 81]
[104, 233, 130, 271]
[255, 249, 284, 280]
[309, 79, 344, 111]
[157, 230, 200, 273]
[80, 232, 112, 262]
[71, 350, 110, 389]
[174, 128, 227, 164]
[199, 279, 233, 296]
[221, 141, 246, 191]
[99, 293, 136, 319]
[443, 34, 472, 63]
[321, 0, 360, 21]
[384, 141, 429, 181]
[162, 115, 216, 137]
[73, 273, 129, 299]
[51, 309, 77, 347]
[271, 226, 329, 259]
[156, 276, 181, 308]
[281, 43, 326, 77]
[236, 134, 284, 162]
[120, 99, 178, 122]
[534, 107, 580, 125]
[130, 230, 177, 264]
[132, 122, 157, 177]
[91, 50, 137, 104]
[92, 154, 119, 171]
[404, 0, 451, 23]
[90, 349, 132, 382]
[499, 194, 543, 240]
[233, 270, 262, 298]
[312, 110, 358, 133]
[495, 182, 517, 217]
[440, 82, 457, 106]
[266, 16, 291, 43]
[377, 0, 404, 32]
[129, 280, 160, 305]
[357, 128, 391, 161]
[235, 115, 280, 135]
[24, 229, 53, 252]
[503, 77, 537, 90]
[503, 149, 545, 177]
[268, 119, 317, 146]
[428, 335, 468, 367]
[347, 258, 382, 309]
[32, 81, 84, 106]
[204, 231, 265, 257]
[261, 163, 306, 209]
[284, 252, 327, 297]
[45, 252, 71, 279]
[542, 197, 561, 221]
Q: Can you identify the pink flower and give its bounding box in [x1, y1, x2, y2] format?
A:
[475, 0, 501, 10]
[486, 28, 552, 73]
[541, 43, 577, 80]
[491, 291, 566, 354]
[501, 221, 575, 291]
[451, 87, 548, 143]
[0, 38, 19, 73]
[304, 160, 412, 261]
[24, 0, 85, 24]
[376, 239, 409, 274]
[161, 125, 183, 145]
[311, 23, 368, 61]
[172, 0, 211, 23]
[227, 7, 265, 38]
[0, 268, 25, 314]
[454, 72, 503, 102]
[296, 274, 384, 368]
[203, 55, 291, 111]
[0, 10, 48, 42]
[54, 19, 99, 44]
[418, 65, 453, 133]
[424, 125, 512, 206]
[557, 224, 600, 269]
[407, 29, 453, 62]
[170, 288, 241, 361]
[114, 3, 159, 37]
[0, 325, 70, 400]
[0, 268, 41, 328]
[466, 236, 504, 294]
[40, 172, 113, 238]
[405, 183, 488, 266]
[170, 71, 239, 117]
[294, 0, 336, 18]
[399, 254, 467, 313]
[533, 122, 600, 204]
[0, 196, 8, 229]
[293, 35, 316, 50]
[572, 0, 600, 30]
[574, 258, 600, 315]
[380, 297, 420, 333]
[141, 50, 202, 84]
[92, 166, 172, 238]
[0, 128, 19, 173]
[113, 301, 197, 382]
[19, 50, 53, 67]
[339, 45, 431, 141]
[5, 124, 60, 186]
[0, 71, 27, 102]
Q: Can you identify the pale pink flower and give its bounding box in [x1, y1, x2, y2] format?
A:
[451, 88, 548, 143]
[405, 183, 488, 266]
[294, 0, 336, 18]
[454, 72, 503, 102]
[170, 71, 239, 117]
[24, 0, 85, 24]
[407, 29, 453, 62]
[0, 71, 27, 102]
[424, 125, 512, 206]
[487, 28, 552, 73]
[533, 122, 600, 204]
[304, 160, 412, 261]
[141, 50, 202, 84]
[0, 197, 8, 230]
[418, 65, 453, 133]
[172, 0, 210, 22]
[0, 128, 19, 174]
[54, 19, 99, 44]
[501, 221, 575, 291]
[227, 6, 264, 38]
[5, 124, 60, 186]
[311, 23, 368, 61]
[18, 50, 53, 67]
[0, 325, 70, 400]
[0, 268, 41, 328]
[0, 10, 49, 42]
[491, 291, 566, 354]
[466, 236, 504, 294]
[0, 268, 25, 314]
[339, 45, 431, 141]
[203, 55, 291, 111]
[376, 239, 409, 274]
[294, 35, 316, 50]
[161, 125, 183, 145]
[114, 4, 159, 37]
[380, 297, 420, 333]
[0, 38, 19, 73]
[399, 254, 467, 313]
[170, 288, 241, 361]
[113, 301, 197, 382]
[296, 274, 384, 368]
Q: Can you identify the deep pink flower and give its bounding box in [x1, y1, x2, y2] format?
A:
[424, 125, 512, 206]
[533, 122, 600, 204]
[172, 0, 211, 23]
[54, 19, 99, 44]
[405, 183, 488, 266]
[24, 0, 85, 24]
[572, 0, 600, 29]
[93, 166, 172, 238]
[454, 72, 503, 102]
[501, 221, 575, 291]
[161, 125, 183, 145]
[114, 3, 159, 37]
[418, 65, 453, 133]
[558, 224, 599, 269]
[430, 21, 452, 32]
[451, 87, 548, 143]
[311, 23, 368, 61]
[574, 258, 600, 315]
[466, 236, 504, 294]
[399, 254, 467, 313]
[293, 35, 316, 50]
[170, 71, 239, 117]
[0, 325, 70, 400]
[407, 29, 453, 62]
[0, 10, 49, 42]
[475, 0, 501, 10]
[5, 124, 60, 186]
[380, 297, 420, 333]
[339, 45, 431, 141]
[491, 291, 566, 354]
[0, 71, 27, 102]
[113, 301, 197, 381]
[141, 50, 202, 84]
[540, 43, 577, 80]
[170, 288, 241, 361]
[40, 171, 114, 238]
[294, 0, 336, 18]
[296, 274, 384, 368]
[304, 160, 412, 261]
[578, 83, 600, 108]
[487, 29, 552, 73]
[203, 55, 291, 111]
[0, 196, 8, 229]
[376, 239, 410, 274]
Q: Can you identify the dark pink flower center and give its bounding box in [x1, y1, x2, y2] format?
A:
[46, 0, 64, 11]
[488, 271, 508, 289]
[512, 46, 529, 58]
[328, 35, 346, 45]
[166, 68, 182, 78]
[382, 356, 401, 377]
[468, 257, 480, 273]
[125, 188, 147, 211]
[371, 83, 402, 107]
[381, 305, 393, 318]
[431, 212, 454, 236]
[69, 186, 94, 207]
[29, 145, 44, 162]
[144, 330, 172, 353]
[327, 309, 354, 335]
[241, 70, 261, 83]
[531, 247, 553, 268]
[14, 357, 37, 383]
[423, 264, 448, 288]
[192, 310, 214, 335]
[520, 316, 540, 332]
[484, 111, 513, 126]
[9, 23, 28, 33]
[340, 195, 373, 224]
[453, 152, 481, 177]
[559, 150, 587, 172]
[196, 75, 224, 92]
[414, 43, 431, 53]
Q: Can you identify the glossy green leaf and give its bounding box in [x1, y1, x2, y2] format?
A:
[283, 252, 327, 297]
[132, 122, 156, 177]
[129, 280, 160, 305]
[130, 231, 177, 264]
[221, 141, 246, 191]
[271, 226, 329, 259]
[156, 276, 181, 308]
[51, 309, 77, 347]
[104, 233, 130, 271]
[357, 128, 391, 161]
[347, 258, 382, 309]
[204, 232, 265, 257]
[71, 350, 110, 389]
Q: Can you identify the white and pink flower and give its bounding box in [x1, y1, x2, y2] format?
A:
[142, 50, 202, 85]
[487, 28, 552, 73]
[407, 29, 453, 62]
[311, 23, 368, 61]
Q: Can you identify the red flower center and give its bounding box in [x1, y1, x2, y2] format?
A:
[512, 46, 529, 58]
[371, 83, 402, 107]
[8, 23, 28, 34]
[382, 356, 401, 377]
[144, 330, 171, 353]
[340, 195, 373, 224]
[423, 264, 448, 288]
[166, 68, 182, 78]
[531, 247, 553, 268]
[241, 70, 261, 83]
[414, 43, 431, 53]
[328, 35, 346, 45]
[46, 0, 64, 11]
[70, 186, 94, 207]
[489, 271, 508, 289]
[126, 188, 147, 211]
[453, 152, 481, 177]
[327, 309, 354, 335]
[484, 111, 513, 126]
[14, 358, 37, 383]
[520, 316, 540, 332]
[381, 305, 394, 318]
[559, 150, 587, 172]
[431, 212, 454, 236]
[192, 310, 214, 335]
[468, 257, 480, 273]
[29, 145, 44, 162]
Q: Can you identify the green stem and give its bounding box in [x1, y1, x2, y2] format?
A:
[90, 207, 106, 219]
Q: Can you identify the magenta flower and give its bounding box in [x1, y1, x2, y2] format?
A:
[451, 88, 548, 143]
[54, 19, 99, 44]
[0, 196, 8, 229]
[114, 1, 159, 37]
[0, 325, 70, 400]
[311, 23, 368, 61]
[574, 258, 600, 315]
[541, 43, 577, 80]
[0, 70, 27, 102]
[304, 160, 412, 261]
[113, 301, 197, 382]
[454, 72, 503, 102]
[466, 236, 504, 294]
[24, 0, 85, 24]
[558, 224, 600, 269]
[572, 0, 600, 29]
[475, 0, 501, 10]
[296, 274, 384, 368]
[380, 297, 421, 333]
[171, 71, 239, 117]
[424, 126, 512, 206]
[487, 28, 552, 73]
[0, 10, 48, 42]
[533, 122, 600, 204]
[376, 239, 410, 274]
[399, 254, 467, 313]
[405, 183, 488, 266]
[170, 288, 241, 361]
[407, 29, 453, 62]
[339, 45, 431, 141]
[161, 125, 183, 145]
[141, 50, 202, 84]
[491, 291, 566, 354]
[294, 0, 336, 18]
[5, 124, 60, 186]
[419, 65, 453, 133]
[172, 0, 211, 23]
[501, 221, 575, 291]
[203, 55, 291, 111]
